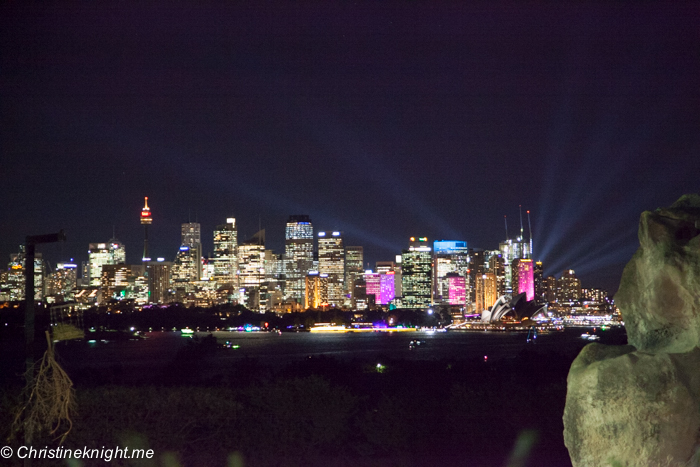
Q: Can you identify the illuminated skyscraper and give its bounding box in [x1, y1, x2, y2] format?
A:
[237, 230, 266, 312]
[101, 264, 144, 303]
[379, 272, 395, 305]
[181, 222, 202, 280]
[446, 273, 466, 305]
[401, 237, 432, 309]
[364, 271, 379, 305]
[534, 261, 545, 304]
[149, 259, 173, 304]
[318, 231, 345, 307]
[284, 215, 313, 305]
[5, 246, 45, 301]
[499, 208, 533, 296]
[432, 240, 469, 305]
[212, 218, 238, 291]
[88, 240, 125, 286]
[475, 273, 498, 312]
[558, 269, 582, 303]
[517, 259, 535, 301]
[172, 245, 199, 285]
[140, 197, 152, 261]
[305, 271, 329, 309]
[46, 262, 77, 302]
[345, 246, 363, 307]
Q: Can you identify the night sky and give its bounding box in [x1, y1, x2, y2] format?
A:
[2, 3, 698, 294]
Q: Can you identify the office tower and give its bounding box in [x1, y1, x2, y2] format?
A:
[5, 246, 45, 301]
[544, 276, 558, 303]
[379, 272, 396, 305]
[353, 276, 368, 310]
[559, 269, 582, 303]
[305, 271, 329, 309]
[393, 255, 403, 300]
[475, 273, 498, 312]
[364, 271, 381, 304]
[101, 264, 144, 303]
[238, 230, 266, 312]
[212, 218, 238, 291]
[149, 260, 173, 304]
[446, 273, 466, 305]
[46, 262, 78, 302]
[88, 239, 125, 286]
[401, 237, 432, 309]
[318, 231, 345, 307]
[467, 248, 485, 311]
[486, 252, 506, 297]
[517, 258, 535, 301]
[172, 245, 200, 284]
[284, 215, 313, 305]
[181, 222, 202, 280]
[432, 240, 469, 305]
[140, 197, 152, 261]
[345, 246, 363, 306]
[534, 261, 544, 304]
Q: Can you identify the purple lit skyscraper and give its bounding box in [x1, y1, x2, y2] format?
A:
[379, 272, 395, 305]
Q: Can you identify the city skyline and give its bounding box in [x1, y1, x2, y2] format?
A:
[2, 3, 699, 294]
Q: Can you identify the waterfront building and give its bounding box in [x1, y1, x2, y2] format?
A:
[284, 215, 313, 306]
[88, 239, 125, 287]
[212, 218, 238, 293]
[305, 271, 329, 309]
[318, 231, 345, 307]
[401, 237, 432, 309]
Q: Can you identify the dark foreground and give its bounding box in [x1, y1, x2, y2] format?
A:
[0, 328, 627, 466]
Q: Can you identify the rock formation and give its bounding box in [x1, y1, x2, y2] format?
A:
[564, 194, 700, 467]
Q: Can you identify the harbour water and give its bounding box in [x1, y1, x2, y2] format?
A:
[53, 326, 627, 373]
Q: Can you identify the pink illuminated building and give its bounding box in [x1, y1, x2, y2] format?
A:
[447, 273, 466, 305]
[364, 271, 395, 305]
[517, 259, 535, 302]
[379, 272, 395, 305]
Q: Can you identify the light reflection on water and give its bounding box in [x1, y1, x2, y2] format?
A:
[55, 328, 626, 369]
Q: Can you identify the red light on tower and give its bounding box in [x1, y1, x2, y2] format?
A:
[141, 197, 152, 225]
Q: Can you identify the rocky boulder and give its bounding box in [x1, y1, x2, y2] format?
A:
[564, 194, 700, 466]
[564, 344, 700, 466]
[616, 194, 700, 353]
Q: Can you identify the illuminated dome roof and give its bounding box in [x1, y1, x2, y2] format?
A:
[481, 293, 547, 323]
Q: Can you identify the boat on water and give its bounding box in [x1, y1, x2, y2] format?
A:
[409, 339, 426, 349]
[580, 333, 600, 341]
